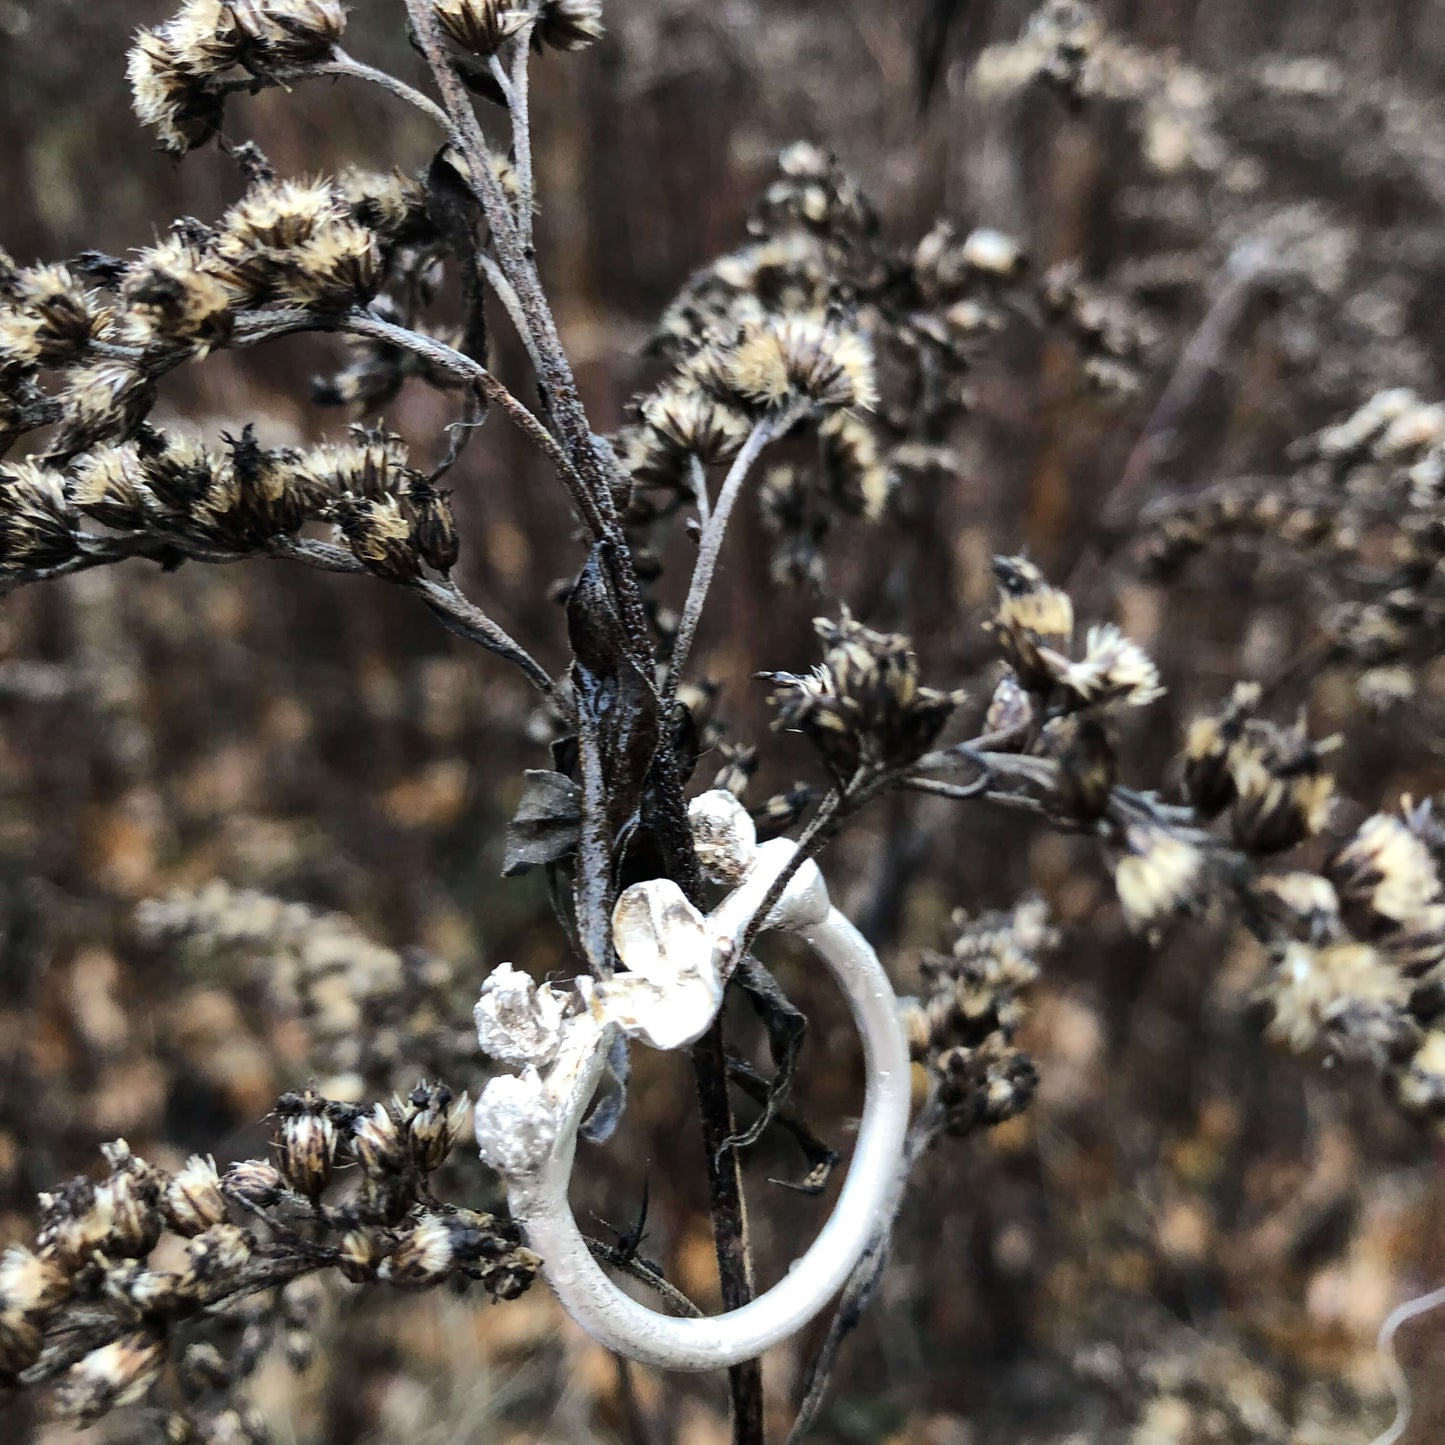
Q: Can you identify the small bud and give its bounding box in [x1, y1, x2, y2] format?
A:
[349, 1103, 407, 1178]
[221, 1159, 284, 1209]
[163, 1155, 228, 1237]
[404, 479, 460, 573]
[403, 1083, 473, 1174]
[378, 1215, 457, 1287]
[274, 1090, 338, 1200]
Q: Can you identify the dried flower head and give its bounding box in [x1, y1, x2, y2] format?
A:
[1262, 940, 1412, 1061]
[726, 314, 878, 413]
[227, 0, 347, 65]
[534, 0, 604, 52]
[119, 237, 235, 351]
[1043, 622, 1165, 710]
[335, 494, 420, 582]
[127, 28, 226, 155]
[434, 0, 530, 55]
[274, 1089, 338, 1200]
[1228, 715, 1338, 855]
[988, 555, 1075, 692]
[1115, 823, 1208, 929]
[762, 611, 961, 779]
[51, 1330, 167, 1423]
[1182, 683, 1260, 817]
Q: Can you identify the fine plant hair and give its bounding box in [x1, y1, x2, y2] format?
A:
[2, 0, 1445, 1441]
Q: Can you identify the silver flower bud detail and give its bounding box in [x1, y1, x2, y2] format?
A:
[474, 962, 568, 1068]
[688, 789, 758, 885]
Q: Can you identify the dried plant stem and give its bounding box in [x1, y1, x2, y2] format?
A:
[314, 51, 456, 131]
[668, 420, 779, 694]
[216, 52, 456, 134]
[491, 39, 537, 250]
[785, 1094, 948, 1443]
[340, 313, 602, 534]
[416, 576, 556, 695]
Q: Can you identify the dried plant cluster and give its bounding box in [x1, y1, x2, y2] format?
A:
[1, 0, 1445, 1440]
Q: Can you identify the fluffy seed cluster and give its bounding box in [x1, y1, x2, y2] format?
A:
[901, 898, 1056, 1136]
[129, 2, 348, 155]
[761, 610, 963, 780]
[1182, 685, 1337, 854]
[1230, 799, 1445, 1129]
[7, 1090, 536, 1432]
[989, 555, 1163, 712]
[0, 421, 460, 589]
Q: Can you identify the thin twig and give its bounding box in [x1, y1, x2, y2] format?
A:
[785, 1095, 948, 1443]
[667, 420, 778, 695]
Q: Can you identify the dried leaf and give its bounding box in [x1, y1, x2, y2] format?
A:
[502, 770, 582, 877]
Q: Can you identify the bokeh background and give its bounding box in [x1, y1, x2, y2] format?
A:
[3, 0, 1445, 1440]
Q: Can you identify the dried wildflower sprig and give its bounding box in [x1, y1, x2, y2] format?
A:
[787, 899, 1055, 1441]
[137, 883, 469, 1099]
[5, 1092, 536, 1431]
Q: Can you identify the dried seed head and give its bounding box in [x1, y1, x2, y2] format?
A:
[1229, 716, 1338, 855]
[1393, 1030, 1445, 1122]
[402, 1082, 473, 1174]
[94, 1141, 164, 1258]
[221, 177, 343, 254]
[0, 265, 110, 370]
[1250, 872, 1341, 945]
[335, 494, 420, 582]
[227, 0, 347, 64]
[639, 386, 753, 467]
[1044, 623, 1165, 710]
[763, 611, 961, 778]
[178, 1340, 232, 1396]
[348, 1102, 407, 1178]
[68, 445, 151, 530]
[1041, 713, 1117, 821]
[337, 167, 432, 246]
[303, 427, 409, 501]
[818, 411, 892, 522]
[0, 461, 82, 569]
[727, 314, 878, 413]
[276, 221, 382, 310]
[50, 1330, 167, 1423]
[274, 1090, 338, 1199]
[119, 238, 234, 351]
[180, 1223, 254, 1289]
[52, 360, 155, 458]
[338, 1229, 382, 1282]
[434, 0, 530, 55]
[162, 1155, 227, 1237]
[221, 1159, 284, 1209]
[1182, 683, 1259, 817]
[127, 29, 226, 156]
[403, 478, 460, 573]
[1115, 824, 1207, 929]
[1264, 941, 1411, 1060]
[989, 555, 1075, 692]
[0, 1246, 70, 1316]
[378, 1214, 457, 1287]
[1328, 811, 1443, 936]
[535, 0, 604, 51]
